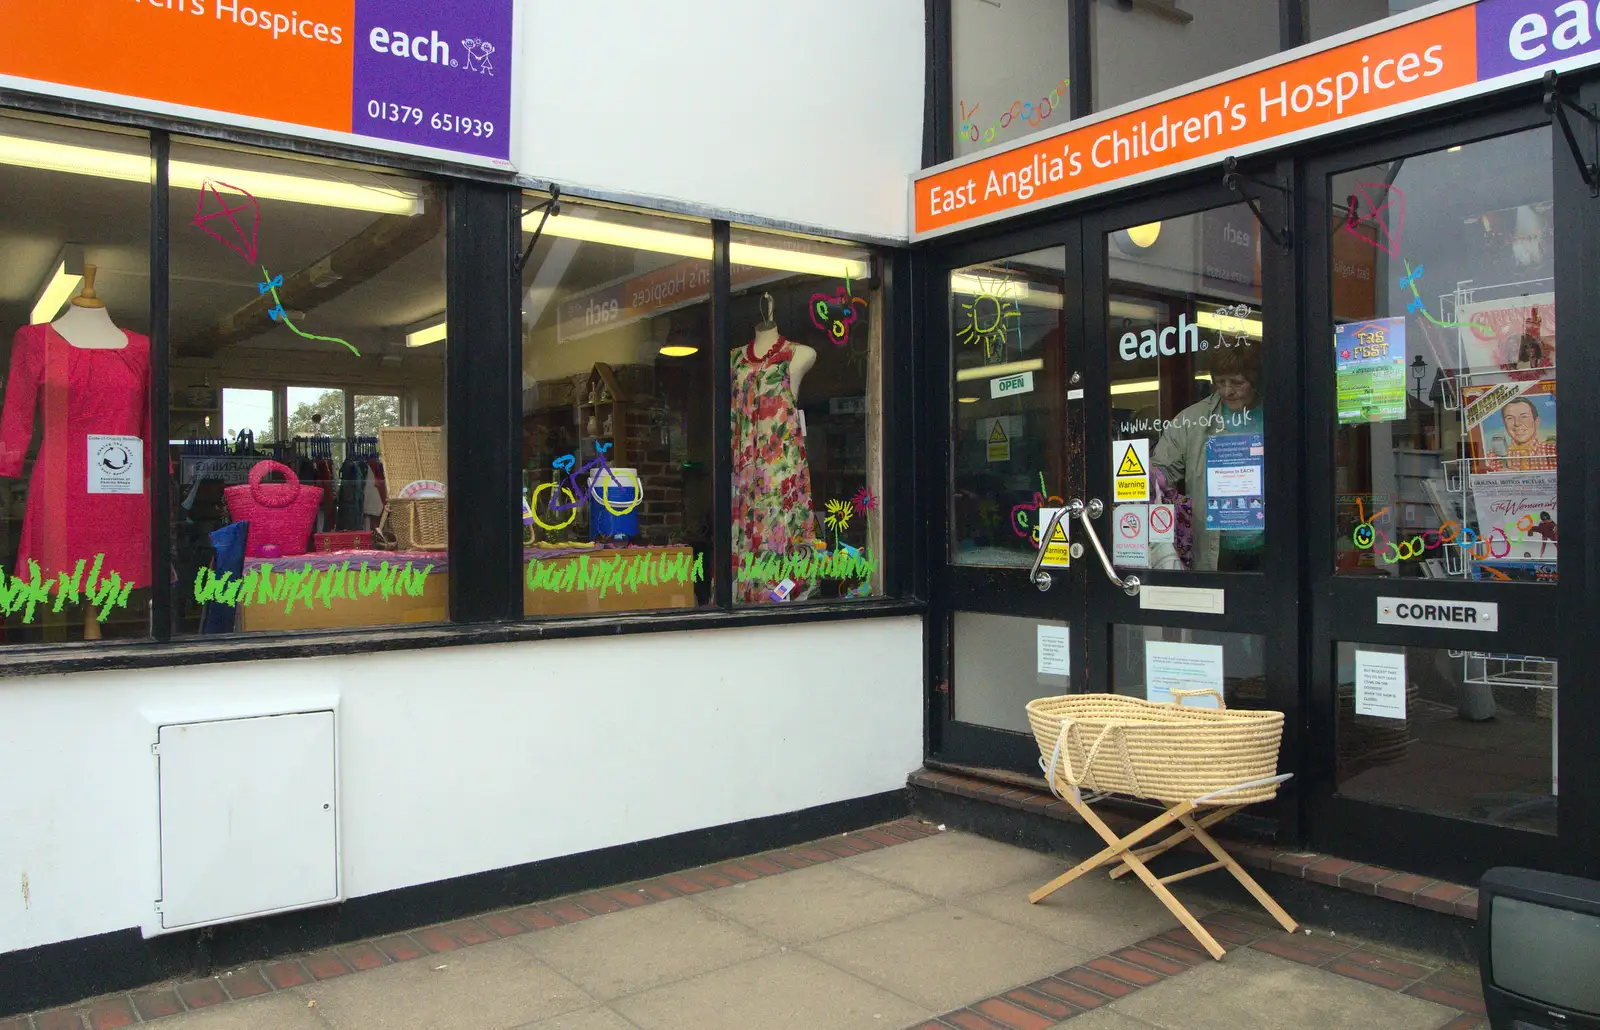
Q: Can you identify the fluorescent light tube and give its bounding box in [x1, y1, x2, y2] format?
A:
[954, 358, 1043, 383]
[30, 256, 83, 324]
[950, 272, 1030, 299]
[525, 211, 871, 280]
[1110, 378, 1159, 395]
[406, 321, 446, 347]
[0, 134, 421, 215]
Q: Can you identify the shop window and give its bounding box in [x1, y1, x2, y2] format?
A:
[1113, 624, 1268, 709]
[1092, 0, 1279, 113]
[353, 394, 402, 437]
[222, 388, 275, 444]
[0, 113, 152, 643]
[1330, 129, 1556, 583]
[519, 198, 714, 616]
[729, 229, 881, 605]
[1107, 204, 1266, 574]
[950, 248, 1073, 568]
[1335, 643, 1555, 834]
[169, 138, 447, 636]
[1306, 1, 1433, 43]
[951, 0, 1075, 158]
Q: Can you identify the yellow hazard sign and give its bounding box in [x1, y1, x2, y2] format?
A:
[985, 418, 1011, 462]
[1039, 509, 1071, 568]
[1113, 439, 1150, 502]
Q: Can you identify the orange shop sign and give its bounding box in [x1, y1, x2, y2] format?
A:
[911, 0, 1600, 239]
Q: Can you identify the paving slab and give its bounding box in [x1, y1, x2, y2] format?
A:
[511, 1007, 640, 1030]
[300, 938, 592, 1030]
[613, 950, 931, 1030]
[957, 867, 1216, 951]
[839, 829, 1062, 900]
[693, 860, 933, 943]
[515, 896, 777, 1002]
[806, 903, 1081, 1012]
[1107, 945, 1452, 1030]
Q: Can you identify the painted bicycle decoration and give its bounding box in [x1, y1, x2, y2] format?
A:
[527, 442, 641, 532]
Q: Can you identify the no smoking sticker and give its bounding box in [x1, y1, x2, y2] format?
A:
[1149, 503, 1175, 544]
[1112, 504, 1149, 568]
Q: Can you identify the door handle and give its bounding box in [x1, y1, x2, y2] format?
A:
[1073, 498, 1142, 596]
[1029, 501, 1083, 592]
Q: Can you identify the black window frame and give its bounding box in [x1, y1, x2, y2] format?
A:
[0, 90, 922, 678]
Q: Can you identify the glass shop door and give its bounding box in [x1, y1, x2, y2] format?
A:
[928, 175, 1303, 845]
[927, 220, 1091, 775]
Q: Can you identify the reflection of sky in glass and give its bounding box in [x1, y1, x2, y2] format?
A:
[222, 388, 274, 441]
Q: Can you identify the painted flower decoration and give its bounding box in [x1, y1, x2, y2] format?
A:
[823, 499, 855, 533]
[851, 486, 879, 513]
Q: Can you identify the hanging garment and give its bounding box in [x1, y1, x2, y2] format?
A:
[731, 337, 819, 603]
[0, 324, 151, 584]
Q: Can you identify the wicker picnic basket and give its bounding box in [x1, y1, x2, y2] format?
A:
[378, 427, 447, 551]
[1025, 692, 1286, 806]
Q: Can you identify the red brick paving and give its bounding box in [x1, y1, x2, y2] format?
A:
[174, 980, 226, 1010]
[84, 997, 138, 1030]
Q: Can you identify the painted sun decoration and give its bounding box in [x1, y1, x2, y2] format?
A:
[955, 276, 1023, 364]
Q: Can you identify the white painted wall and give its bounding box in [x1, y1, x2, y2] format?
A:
[0, 617, 924, 956]
[514, 0, 926, 241]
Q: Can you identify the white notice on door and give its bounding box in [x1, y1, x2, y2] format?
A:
[88, 435, 143, 495]
[1037, 625, 1070, 677]
[1354, 650, 1407, 720]
[1144, 641, 1224, 707]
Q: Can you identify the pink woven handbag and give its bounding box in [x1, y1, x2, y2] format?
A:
[225, 460, 324, 558]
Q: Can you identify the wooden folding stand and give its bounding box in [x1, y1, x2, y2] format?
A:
[1028, 775, 1298, 960]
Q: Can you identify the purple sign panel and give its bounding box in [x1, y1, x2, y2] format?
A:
[1476, 0, 1600, 82]
[351, 0, 512, 163]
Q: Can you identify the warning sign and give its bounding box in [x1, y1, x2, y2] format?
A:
[1149, 503, 1176, 544]
[986, 419, 1011, 462]
[1113, 439, 1150, 502]
[1112, 504, 1149, 568]
[1038, 508, 1071, 568]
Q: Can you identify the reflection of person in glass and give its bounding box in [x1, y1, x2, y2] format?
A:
[1484, 396, 1555, 471]
[1150, 344, 1263, 572]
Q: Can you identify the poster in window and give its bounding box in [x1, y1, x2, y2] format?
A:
[1462, 377, 1556, 473]
[1455, 293, 1555, 374]
[1335, 317, 1406, 425]
[1203, 434, 1264, 532]
[1469, 471, 1558, 561]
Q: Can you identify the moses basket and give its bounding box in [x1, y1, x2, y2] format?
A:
[1026, 692, 1286, 806]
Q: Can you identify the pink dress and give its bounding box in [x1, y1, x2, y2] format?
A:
[0, 324, 150, 585]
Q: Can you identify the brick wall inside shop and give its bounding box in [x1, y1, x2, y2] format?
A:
[560, 363, 684, 542]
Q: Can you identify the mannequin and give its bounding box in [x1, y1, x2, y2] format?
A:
[749, 293, 816, 397]
[730, 291, 821, 602]
[0, 263, 150, 639]
[52, 266, 129, 350]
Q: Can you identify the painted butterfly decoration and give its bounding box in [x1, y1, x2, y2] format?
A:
[809, 287, 869, 346]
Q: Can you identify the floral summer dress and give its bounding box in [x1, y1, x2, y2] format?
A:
[732, 337, 819, 602]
